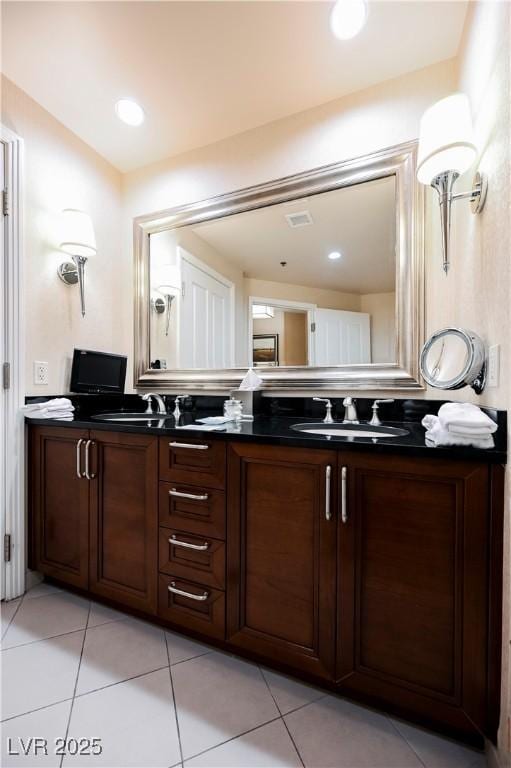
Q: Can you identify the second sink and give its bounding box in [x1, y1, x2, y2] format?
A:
[291, 422, 409, 439]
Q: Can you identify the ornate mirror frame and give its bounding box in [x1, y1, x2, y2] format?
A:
[134, 140, 424, 392]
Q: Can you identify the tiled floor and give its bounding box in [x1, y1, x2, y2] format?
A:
[1, 584, 487, 768]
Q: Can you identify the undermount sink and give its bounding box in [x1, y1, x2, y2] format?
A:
[290, 422, 409, 439]
[91, 411, 172, 422]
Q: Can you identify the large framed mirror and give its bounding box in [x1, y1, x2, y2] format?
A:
[134, 140, 424, 391]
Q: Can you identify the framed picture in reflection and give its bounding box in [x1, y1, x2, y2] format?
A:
[253, 334, 279, 366]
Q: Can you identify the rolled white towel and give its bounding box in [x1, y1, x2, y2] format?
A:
[438, 402, 497, 435]
[422, 414, 494, 449]
[24, 409, 74, 420]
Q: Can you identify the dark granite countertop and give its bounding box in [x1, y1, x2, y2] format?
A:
[25, 405, 507, 463]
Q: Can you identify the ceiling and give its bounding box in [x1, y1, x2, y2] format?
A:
[2, 1, 467, 173]
[192, 175, 396, 294]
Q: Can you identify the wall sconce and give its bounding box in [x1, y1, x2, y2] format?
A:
[58, 209, 96, 316]
[155, 284, 179, 336]
[417, 93, 487, 274]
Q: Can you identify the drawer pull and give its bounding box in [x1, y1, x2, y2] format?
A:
[169, 441, 209, 451]
[341, 465, 348, 523]
[170, 534, 209, 551]
[169, 488, 209, 501]
[168, 582, 209, 601]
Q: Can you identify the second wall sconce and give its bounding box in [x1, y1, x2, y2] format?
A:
[416, 93, 487, 274]
[58, 209, 97, 317]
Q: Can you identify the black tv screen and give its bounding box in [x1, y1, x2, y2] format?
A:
[70, 349, 127, 394]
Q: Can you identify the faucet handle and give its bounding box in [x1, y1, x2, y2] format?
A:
[313, 397, 334, 424]
[369, 398, 394, 427]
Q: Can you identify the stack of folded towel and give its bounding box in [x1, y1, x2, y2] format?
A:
[21, 398, 75, 421]
[422, 402, 497, 449]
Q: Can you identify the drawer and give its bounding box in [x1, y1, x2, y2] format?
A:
[159, 528, 225, 590]
[159, 437, 226, 489]
[158, 573, 225, 640]
[159, 482, 226, 540]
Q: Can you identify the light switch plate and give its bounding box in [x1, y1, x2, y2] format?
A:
[33, 361, 49, 385]
[488, 345, 500, 387]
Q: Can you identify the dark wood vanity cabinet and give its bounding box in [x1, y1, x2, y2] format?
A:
[226, 442, 337, 679]
[30, 426, 90, 589]
[28, 426, 502, 746]
[88, 431, 158, 614]
[336, 453, 497, 741]
[29, 426, 158, 615]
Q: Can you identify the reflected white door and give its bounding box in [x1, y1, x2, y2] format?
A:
[314, 309, 371, 365]
[180, 257, 232, 369]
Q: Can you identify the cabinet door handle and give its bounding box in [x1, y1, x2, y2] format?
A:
[170, 534, 209, 551]
[341, 465, 348, 523]
[169, 488, 209, 501]
[84, 440, 96, 480]
[325, 465, 332, 521]
[168, 582, 209, 601]
[76, 439, 84, 479]
[169, 441, 209, 451]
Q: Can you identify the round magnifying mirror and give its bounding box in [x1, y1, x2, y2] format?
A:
[420, 328, 486, 393]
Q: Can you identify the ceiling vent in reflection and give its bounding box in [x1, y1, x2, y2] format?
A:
[285, 210, 313, 228]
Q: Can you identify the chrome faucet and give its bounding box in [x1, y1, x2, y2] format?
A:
[141, 392, 167, 415]
[313, 397, 334, 424]
[369, 399, 394, 427]
[173, 395, 187, 421]
[342, 397, 359, 424]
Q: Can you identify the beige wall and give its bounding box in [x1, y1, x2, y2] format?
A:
[442, 1, 510, 758]
[360, 292, 396, 363]
[1, 76, 128, 395]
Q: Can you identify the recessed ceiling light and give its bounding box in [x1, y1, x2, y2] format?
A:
[328, 251, 342, 260]
[330, 0, 368, 40]
[115, 98, 145, 126]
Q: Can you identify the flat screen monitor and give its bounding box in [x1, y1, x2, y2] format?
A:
[70, 349, 127, 394]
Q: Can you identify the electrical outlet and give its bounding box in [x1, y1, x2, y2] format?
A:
[487, 345, 500, 387]
[33, 361, 49, 385]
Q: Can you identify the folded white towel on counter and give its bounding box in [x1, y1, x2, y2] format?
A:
[438, 402, 497, 435]
[21, 398, 74, 420]
[422, 414, 494, 449]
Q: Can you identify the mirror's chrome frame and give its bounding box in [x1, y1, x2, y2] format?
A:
[134, 140, 424, 392]
[420, 327, 486, 393]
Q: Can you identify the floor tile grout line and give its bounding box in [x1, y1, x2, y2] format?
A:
[0, 696, 75, 724]
[0, 596, 23, 643]
[257, 665, 305, 768]
[182, 714, 284, 764]
[165, 632, 184, 767]
[2, 613, 135, 653]
[74, 663, 171, 701]
[387, 716, 428, 768]
[168, 649, 213, 668]
[58, 602, 91, 768]
[1, 625, 90, 652]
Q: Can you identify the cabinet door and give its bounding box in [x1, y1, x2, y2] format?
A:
[89, 431, 158, 614]
[227, 442, 337, 678]
[30, 426, 90, 589]
[337, 452, 490, 739]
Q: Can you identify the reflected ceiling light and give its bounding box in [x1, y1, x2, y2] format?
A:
[330, 0, 368, 40]
[328, 251, 342, 260]
[417, 92, 487, 274]
[115, 98, 145, 126]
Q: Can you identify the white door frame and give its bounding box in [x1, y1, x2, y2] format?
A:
[248, 296, 316, 366]
[1, 124, 25, 600]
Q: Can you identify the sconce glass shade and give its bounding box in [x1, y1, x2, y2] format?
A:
[416, 93, 477, 184]
[59, 209, 96, 258]
[157, 284, 179, 296]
